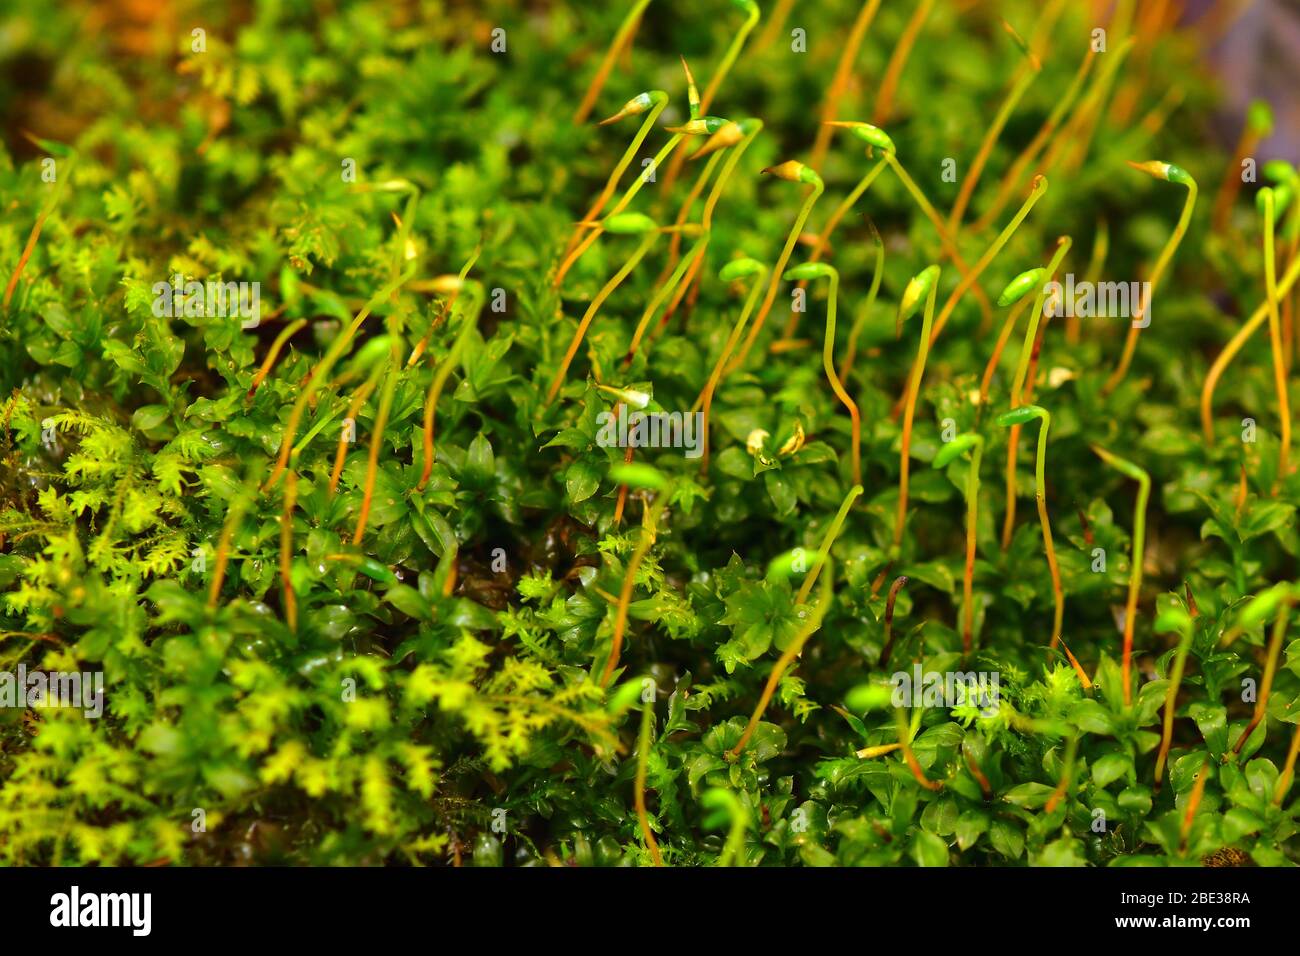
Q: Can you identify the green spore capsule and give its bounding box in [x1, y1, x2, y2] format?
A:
[899, 265, 940, 321]
[851, 123, 895, 152]
[665, 116, 729, 135]
[823, 120, 895, 153]
[602, 212, 659, 234]
[719, 257, 767, 281]
[347, 334, 399, 374]
[782, 261, 835, 282]
[1257, 185, 1276, 217]
[994, 405, 1041, 427]
[765, 547, 824, 583]
[1164, 163, 1195, 188]
[845, 683, 892, 713]
[762, 160, 820, 184]
[1247, 99, 1275, 137]
[933, 432, 982, 469]
[1263, 159, 1297, 184]
[597, 90, 665, 125]
[1129, 159, 1196, 189]
[1238, 582, 1294, 630]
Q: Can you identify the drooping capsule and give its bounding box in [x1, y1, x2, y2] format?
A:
[782, 262, 836, 282]
[1127, 159, 1196, 188]
[597, 90, 665, 126]
[1089, 444, 1147, 484]
[823, 120, 896, 153]
[933, 433, 982, 469]
[1263, 159, 1297, 184]
[602, 212, 660, 234]
[761, 160, 822, 185]
[1246, 99, 1275, 137]
[765, 545, 823, 582]
[995, 405, 1042, 428]
[691, 120, 746, 160]
[719, 257, 768, 282]
[1237, 581, 1295, 630]
[898, 264, 941, 322]
[845, 682, 893, 713]
[1257, 185, 1276, 218]
[1256, 183, 1294, 222]
[665, 116, 729, 136]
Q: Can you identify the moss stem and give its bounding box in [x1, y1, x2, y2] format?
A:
[1091, 445, 1150, 707]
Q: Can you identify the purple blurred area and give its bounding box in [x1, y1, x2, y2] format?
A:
[1186, 0, 1300, 160]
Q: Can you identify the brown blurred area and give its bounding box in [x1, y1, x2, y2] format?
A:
[2, 0, 181, 158]
[94, 0, 180, 57]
